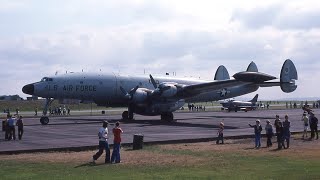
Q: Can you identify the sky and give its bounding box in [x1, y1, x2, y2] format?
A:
[0, 0, 320, 100]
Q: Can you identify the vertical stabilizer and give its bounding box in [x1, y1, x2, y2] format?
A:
[246, 61, 258, 72]
[214, 65, 230, 80]
[249, 94, 258, 103]
[280, 59, 298, 93]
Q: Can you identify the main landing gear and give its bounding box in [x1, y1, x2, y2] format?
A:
[40, 98, 54, 125]
[122, 111, 134, 120]
[122, 104, 134, 120]
[161, 112, 175, 122]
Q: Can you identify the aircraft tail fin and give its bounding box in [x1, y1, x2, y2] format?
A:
[249, 94, 258, 103]
[280, 59, 298, 93]
[214, 65, 230, 80]
[246, 61, 258, 72]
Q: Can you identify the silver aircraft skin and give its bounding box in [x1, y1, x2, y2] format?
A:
[220, 94, 258, 112]
[22, 59, 298, 125]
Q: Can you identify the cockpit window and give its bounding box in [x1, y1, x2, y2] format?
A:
[41, 77, 53, 82]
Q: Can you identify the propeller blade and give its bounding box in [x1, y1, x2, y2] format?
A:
[130, 85, 139, 95]
[149, 74, 157, 89]
[120, 86, 127, 95]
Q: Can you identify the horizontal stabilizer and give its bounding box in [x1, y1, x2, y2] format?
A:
[214, 65, 230, 80]
[246, 61, 258, 72]
[280, 59, 298, 93]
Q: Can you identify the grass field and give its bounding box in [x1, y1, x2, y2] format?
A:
[1, 136, 320, 180]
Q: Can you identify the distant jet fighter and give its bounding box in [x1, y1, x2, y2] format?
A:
[220, 94, 258, 112]
[22, 59, 298, 125]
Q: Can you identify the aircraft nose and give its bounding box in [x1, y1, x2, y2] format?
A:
[22, 84, 34, 95]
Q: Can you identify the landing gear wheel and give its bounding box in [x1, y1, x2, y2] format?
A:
[40, 116, 49, 125]
[161, 112, 175, 122]
[122, 111, 129, 120]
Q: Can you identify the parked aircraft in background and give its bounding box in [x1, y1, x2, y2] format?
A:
[22, 59, 298, 125]
[220, 94, 258, 112]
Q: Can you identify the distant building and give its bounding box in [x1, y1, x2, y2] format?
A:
[0, 95, 23, 101]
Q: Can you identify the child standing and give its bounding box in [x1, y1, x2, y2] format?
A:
[216, 122, 224, 144]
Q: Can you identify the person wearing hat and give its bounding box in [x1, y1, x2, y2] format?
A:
[249, 119, 263, 148]
[92, 121, 110, 164]
[216, 122, 224, 144]
[301, 112, 309, 139]
[283, 115, 291, 148]
[265, 120, 273, 147]
[309, 112, 318, 140]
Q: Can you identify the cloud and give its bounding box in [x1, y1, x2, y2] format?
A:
[231, 3, 320, 30]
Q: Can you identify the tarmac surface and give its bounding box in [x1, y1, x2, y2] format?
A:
[0, 109, 317, 153]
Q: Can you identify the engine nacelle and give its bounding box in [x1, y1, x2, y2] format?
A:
[160, 84, 177, 97]
[132, 88, 148, 103]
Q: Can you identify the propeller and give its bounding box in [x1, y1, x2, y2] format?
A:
[149, 74, 170, 96]
[120, 85, 139, 100]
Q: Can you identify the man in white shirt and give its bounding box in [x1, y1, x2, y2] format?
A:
[92, 121, 110, 164]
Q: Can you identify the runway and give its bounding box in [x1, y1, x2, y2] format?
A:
[0, 109, 315, 154]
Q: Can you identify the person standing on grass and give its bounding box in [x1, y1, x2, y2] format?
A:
[111, 121, 123, 163]
[301, 113, 309, 139]
[216, 122, 224, 144]
[265, 120, 273, 147]
[249, 120, 262, 148]
[276, 121, 285, 149]
[283, 115, 291, 148]
[16, 115, 24, 140]
[92, 121, 110, 164]
[309, 112, 318, 140]
[7, 115, 16, 140]
[4, 115, 9, 140]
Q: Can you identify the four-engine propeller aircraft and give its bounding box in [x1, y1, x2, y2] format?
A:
[22, 59, 298, 125]
[220, 94, 258, 112]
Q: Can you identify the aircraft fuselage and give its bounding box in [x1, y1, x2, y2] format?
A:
[24, 72, 258, 110]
